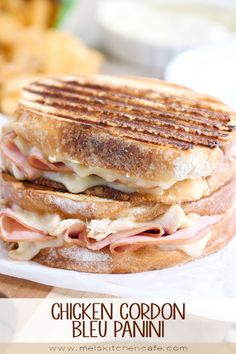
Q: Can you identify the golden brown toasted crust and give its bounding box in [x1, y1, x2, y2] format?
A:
[1, 173, 236, 223]
[33, 204, 236, 273]
[0, 173, 133, 220]
[84, 157, 236, 203]
[134, 177, 236, 220]
[13, 75, 236, 183]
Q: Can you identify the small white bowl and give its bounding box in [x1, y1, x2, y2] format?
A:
[165, 38, 236, 111]
[98, 0, 236, 73]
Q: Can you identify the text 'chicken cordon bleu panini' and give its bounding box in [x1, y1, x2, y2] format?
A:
[0, 75, 236, 273]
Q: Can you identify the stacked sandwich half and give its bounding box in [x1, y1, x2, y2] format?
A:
[0, 75, 235, 273]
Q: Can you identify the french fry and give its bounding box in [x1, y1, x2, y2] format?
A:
[44, 30, 103, 75]
[0, 0, 58, 27]
[9, 29, 46, 72]
[9, 29, 103, 75]
[0, 13, 22, 45]
[0, 3, 103, 116]
[29, 0, 58, 29]
[0, 73, 41, 115]
[1, 0, 28, 26]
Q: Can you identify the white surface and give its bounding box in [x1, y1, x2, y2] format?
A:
[0, 237, 236, 298]
[165, 39, 236, 111]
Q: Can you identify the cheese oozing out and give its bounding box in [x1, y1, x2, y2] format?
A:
[6, 135, 211, 197]
[4, 205, 211, 261]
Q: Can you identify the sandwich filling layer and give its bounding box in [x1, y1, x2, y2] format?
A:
[0, 204, 222, 261]
[1, 130, 235, 201]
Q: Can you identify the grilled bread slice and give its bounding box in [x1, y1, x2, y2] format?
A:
[4, 75, 236, 202]
[1, 172, 236, 220]
[2, 76, 232, 204]
[15, 75, 236, 176]
[1, 173, 236, 273]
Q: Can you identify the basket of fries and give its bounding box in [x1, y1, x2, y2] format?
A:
[0, 0, 103, 116]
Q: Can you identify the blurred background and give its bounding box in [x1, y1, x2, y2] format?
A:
[1, 0, 236, 117]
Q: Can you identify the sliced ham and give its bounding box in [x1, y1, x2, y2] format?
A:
[0, 209, 55, 242]
[108, 215, 222, 255]
[0, 205, 223, 258]
[87, 225, 165, 251]
[64, 223, 87, 246]
[0, 131, 72, 178]
[151, 204, 186, 234]
[28, 148, 72, 173]
[0, 132, 40, 179]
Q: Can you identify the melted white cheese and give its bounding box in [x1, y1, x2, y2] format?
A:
[4, 206, 211, 260]
[11, 207, 61, 233]
[7, 209, 85, 261]
[43, 172, 105, 194]
[9, 238, 63, 261]
[13, 138, 174, 190]
[10, 207, 85, 237]
[43, 170, 143, 194]
[59, 159, 177, 190]
[11, 164, 25, 180]
[177, 233, 211, 258]
[14, 136, 30, 155]
[9, 136, 209, 196]
[42, 169, 207, 198]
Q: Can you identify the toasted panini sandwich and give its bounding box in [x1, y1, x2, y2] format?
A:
[0, 75, 236, 273]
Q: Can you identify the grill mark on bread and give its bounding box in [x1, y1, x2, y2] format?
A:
[29, 98, 225, 148]
[34, 81, 231, 123]
[26, 86, 233, 134]
[17, 105, 195, 148]
[20, 77, 236, 149]
[56, 79, 231, 119]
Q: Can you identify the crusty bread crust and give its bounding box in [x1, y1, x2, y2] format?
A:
[14, 107, 224, 182]
[33, 204, 236, 273]
[0, 173, 133, 220]
[1, 173, 236, 221]
[84, 157, 236, 203]
[13, 75, 236, 184]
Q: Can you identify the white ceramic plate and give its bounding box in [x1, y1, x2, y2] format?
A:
[165, 38, 236, 111]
